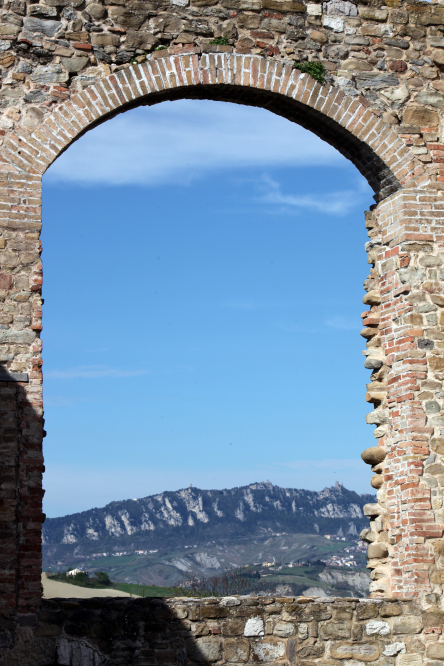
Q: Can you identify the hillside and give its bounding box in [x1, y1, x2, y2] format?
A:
[43, 481, 374, 591]
[43, 481, 374, 551]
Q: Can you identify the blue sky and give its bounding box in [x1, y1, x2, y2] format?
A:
[41, 99, 376, 518]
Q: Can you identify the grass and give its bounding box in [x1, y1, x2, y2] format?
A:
[114, 583, 176, 597]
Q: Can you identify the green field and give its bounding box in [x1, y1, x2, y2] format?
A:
[113, 583, 176, 597]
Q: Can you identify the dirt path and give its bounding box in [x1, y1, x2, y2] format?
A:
[42, 572, 138, 599]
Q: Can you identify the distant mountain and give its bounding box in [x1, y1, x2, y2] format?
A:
[43, 481, 374, 555]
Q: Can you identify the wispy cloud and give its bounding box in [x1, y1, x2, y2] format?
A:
[326, 316, 361, 330]
[45, 100, 345, 187]
[258, 175, 370, 216]
[46, 365, 147, 379]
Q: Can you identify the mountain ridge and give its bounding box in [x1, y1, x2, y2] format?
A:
[43, 481, 375, 552]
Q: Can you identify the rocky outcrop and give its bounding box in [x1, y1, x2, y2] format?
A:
[43, 482, 375, 549]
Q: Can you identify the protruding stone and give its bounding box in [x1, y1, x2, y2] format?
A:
[368, 543, 389, 559]
[360, 327, 378, 339]
[363, 290, 381, 305]
[364, 357, 384, 370]
[360, 528, 375, 542]
[366, 392, 386, 403]
[363, 503, 386, 516]
[366, 409, 388, 426]
[371, 475, 383, 489]
[362, 447, 386, 465]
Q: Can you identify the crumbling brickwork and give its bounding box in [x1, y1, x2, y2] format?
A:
[4, 0, 444, 632]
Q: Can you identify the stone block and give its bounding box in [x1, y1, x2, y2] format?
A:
[34, 624, 62, 637]
[23, 17, 62, 36]
[251, 638, 286, 663]
[398, 655, 423, 666]
[357, 604, 380, 621]
[366, 620, 390, 635]
[330, 643, 380, 661]
[244, 617, 264, 636]
[201, 606, 229, 619]
[296, 643, 325, 660]
[224, 637, 250, 662]
[31, 64, 69, 83]
[383, 642, 405, 656]
[60, 56, 89, 72]
[87, 3, 107, 19]
[427, 644, 444, 660]
[390, 617, 423, 635]
[91, 32, 120, 46]
[380, 605, 402, 618]
[186, 637, 221, 662]
[273, 621, 295, 637]
[321, 622, 351, 639]
[358, 6, 387, 20]
[223, 619, 245, 636]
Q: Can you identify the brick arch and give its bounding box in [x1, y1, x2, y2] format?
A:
[1, 53, 427, 202]
[2, 51, 444, 625]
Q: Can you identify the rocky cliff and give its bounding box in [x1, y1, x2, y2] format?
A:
[43, 481, 375, 551]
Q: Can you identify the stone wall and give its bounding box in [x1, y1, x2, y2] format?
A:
[5, 0, 444, 621]
[2, 594, 442, 666]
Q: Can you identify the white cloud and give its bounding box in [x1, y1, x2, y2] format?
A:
[258, 174, 371, 216]
[45, 365, 147, 379]
[43, 458, 373, 518]
[45, 100, 346, 187]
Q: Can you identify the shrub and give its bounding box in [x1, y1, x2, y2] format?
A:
[174, 568, 254, 598]
[209, 37, 230, 46]
[293, 61, 326, 84]
[94, 571, 111, 586]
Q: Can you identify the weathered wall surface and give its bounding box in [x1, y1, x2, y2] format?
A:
[4, 0, 444, 625]
[1, 594, 442, 666]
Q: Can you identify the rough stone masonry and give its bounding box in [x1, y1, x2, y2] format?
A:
[5, 0, 444, 651]
[1, 593, 443, 666]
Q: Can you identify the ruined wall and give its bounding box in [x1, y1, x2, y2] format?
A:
[2, 594, 442, 666]
[5, 0, 444, 622]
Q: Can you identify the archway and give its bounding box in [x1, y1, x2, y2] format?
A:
[0, 51, 441, 623]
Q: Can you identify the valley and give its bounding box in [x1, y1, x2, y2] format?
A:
[43, 482, 373, 598]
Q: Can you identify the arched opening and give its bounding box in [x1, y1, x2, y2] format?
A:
[0, 55, 428, 616]
[40, 89, 379, 599]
